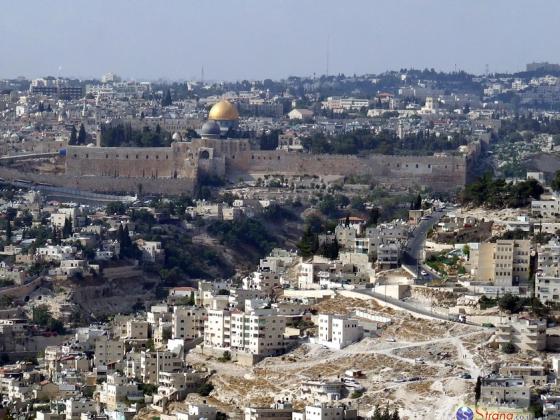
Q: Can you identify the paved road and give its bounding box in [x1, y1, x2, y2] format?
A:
[402, 209, 446, 283]
[7, 181, 136, 205]
[357, 288, 453, 322]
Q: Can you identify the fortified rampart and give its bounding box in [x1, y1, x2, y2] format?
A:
[57, 137, 473, 194]
[0, 165, 195, 195]
[228, 150, 467, 191]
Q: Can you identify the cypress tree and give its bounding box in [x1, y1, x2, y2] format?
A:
[161, 89, 172, 107]
[297, 226, 319, 258]
[5, 221, 11, 244]
[62, 218, 73, 239]
[69, 126, 78, 145]
[368, 207, 380, 226]
[77, 123, 87, 144]
[475, 376, 482, 403]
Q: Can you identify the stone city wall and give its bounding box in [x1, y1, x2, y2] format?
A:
[58, 140, 472, 193]
[0, 277, 43, 299]
[0, 165, 195, 195]
[228, 150, 468, 191]
[65, 145, 197, 179]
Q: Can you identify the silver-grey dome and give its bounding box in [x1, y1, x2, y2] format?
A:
[200, 120, 221, 138]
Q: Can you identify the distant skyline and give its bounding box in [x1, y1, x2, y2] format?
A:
[1, 0, 560, 81]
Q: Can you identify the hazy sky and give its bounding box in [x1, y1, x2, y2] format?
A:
[1, 0, 559, 81]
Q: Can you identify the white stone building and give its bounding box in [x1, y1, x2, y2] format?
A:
[316, 314, 363, 350]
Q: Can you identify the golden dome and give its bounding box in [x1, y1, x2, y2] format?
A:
[208, 100, 239, 121]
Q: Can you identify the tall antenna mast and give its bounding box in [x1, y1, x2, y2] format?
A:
[326, 34, 330, 77]
[201, 66, 205, 84]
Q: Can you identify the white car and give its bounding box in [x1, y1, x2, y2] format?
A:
[420, 270, 428, 276]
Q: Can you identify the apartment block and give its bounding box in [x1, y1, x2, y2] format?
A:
[172, 306, 206, 340]
[479, 376, 530, 409]
[245, 402, 293, 420]
[94, 336, 124, 367]
[230, 308, 286, 357]
[498, 365, 547, 387]
[532, 195, 560, 219]
[204, 306, 287, 358]
[316, 314, 363, 350]
[126, 320, 149, 340]
[97, 374, 142, 411]
[495, 316, 547, 352]
[466, 240, 531, 286]
[139, 350, 183, 384]
[243, 270, 281, 294]
[292, 404, 358, 420]
[536, 238, 560, 304]
[176, 403, 218, 420]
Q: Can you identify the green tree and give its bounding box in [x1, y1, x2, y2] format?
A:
[5, 220, 11, 244]
[320, 238, 339, 260]
[318, 195, 338, 217]
[498, 293, 524, 313]
[502, 342, 516, 354]
[413, 194, 422, 210]
[475, 376, 482, 403]
[33, 305, 52, 326]
[5, 207, 17, 222]
[381, 406, 391, 420]
[77, 123, 87, 144]
[62, 217, 73, 238]
[197, 382, 214, 396]
[297, 227, 319, 258]
[368, 207, 380, 226]
[161, 89, 172, 107]
[139, 383, 158, 395]
[106, 201, 127, 215]
[68, 125, 78, 145]
[118, 225, 136, 259]
[350, 196, 365, 211]
[552, 170, 560, 192]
